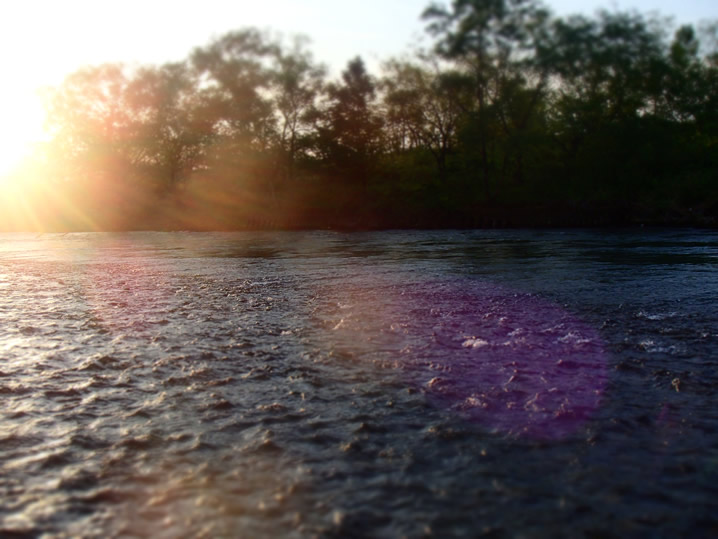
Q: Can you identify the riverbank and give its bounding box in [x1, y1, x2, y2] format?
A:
[2, 178, 716, 232]
[134, 200, 718, 232]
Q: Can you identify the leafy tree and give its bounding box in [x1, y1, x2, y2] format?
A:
[269, 37, 326, 184]
[125, 62, 213, 191]
[544, 12, 707, 201]
[423, 0, 552, 199]
[317, 57, 384, 192]
[191, 29, 277, 153]
[548, 11, 665, 123]
[189, 29, 282, 214]
[663, 24, 718, 130]
[42, 64, 170, 228]
[44, 64, 136, 185]
[382, 56, 473, 180]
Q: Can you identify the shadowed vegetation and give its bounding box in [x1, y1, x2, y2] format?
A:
[2, 1, 717, 231]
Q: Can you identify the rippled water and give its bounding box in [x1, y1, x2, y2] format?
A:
[1, 229, 717, 537]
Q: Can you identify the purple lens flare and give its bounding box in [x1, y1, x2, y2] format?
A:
[415, 281, 609, 440]
[323, 275, 610, 441]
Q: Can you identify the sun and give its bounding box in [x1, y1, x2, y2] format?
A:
[0, 91, 52, 231]
[0, 92, 47, 187]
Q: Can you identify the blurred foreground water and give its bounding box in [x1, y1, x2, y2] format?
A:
[1, 229, 717, 537]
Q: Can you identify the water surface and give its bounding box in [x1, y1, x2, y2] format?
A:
[1, 229, 717, 537]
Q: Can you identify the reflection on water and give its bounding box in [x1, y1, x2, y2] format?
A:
[1, 229, 717, 536]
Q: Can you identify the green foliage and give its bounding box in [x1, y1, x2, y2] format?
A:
[316, 57, 384, 189]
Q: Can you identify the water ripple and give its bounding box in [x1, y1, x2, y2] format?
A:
[0, 230, 717, 536]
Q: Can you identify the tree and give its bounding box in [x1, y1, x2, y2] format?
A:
[269, 37, 326, 184]
[317, 57, 384, 192]
[191, 29, 278, 154]
[663, 24, 718, 130]
[545, 12, 684, 200]
[548, 11, 665, 123]
[125, 62, 212, 191]
[423, 0, 552, 199]
[189, 29, 282, 211]
[42, 64, 167, 228]
[382, 56, 473, 180]
[44, 63, 136, 186]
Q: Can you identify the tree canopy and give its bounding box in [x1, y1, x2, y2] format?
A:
[2, 3, 717, 231]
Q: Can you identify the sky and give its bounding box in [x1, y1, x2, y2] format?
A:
[4, 0, 715, 84]
[0, 0, 715, 174]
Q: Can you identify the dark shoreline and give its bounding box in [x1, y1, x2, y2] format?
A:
[2, 199, 716, 233]
[115, 200, 718, 232]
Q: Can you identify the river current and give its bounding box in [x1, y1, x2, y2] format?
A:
[1, 229, 717, 537]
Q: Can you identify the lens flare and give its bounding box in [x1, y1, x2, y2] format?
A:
[319, 273, 608, 441]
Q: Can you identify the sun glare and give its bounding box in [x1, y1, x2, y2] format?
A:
[0, 93, 47, 185]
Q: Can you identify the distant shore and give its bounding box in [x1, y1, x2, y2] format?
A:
[3, 200, 714, 233]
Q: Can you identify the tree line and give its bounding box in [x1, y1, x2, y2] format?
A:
[4, 0, 718, 230]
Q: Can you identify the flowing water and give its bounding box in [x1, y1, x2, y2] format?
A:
[1, 229, 717, 537]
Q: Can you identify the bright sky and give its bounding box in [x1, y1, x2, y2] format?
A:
[0, 0, 715, 177]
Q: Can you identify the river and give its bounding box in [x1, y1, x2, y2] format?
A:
[1, 229, 717, 537]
